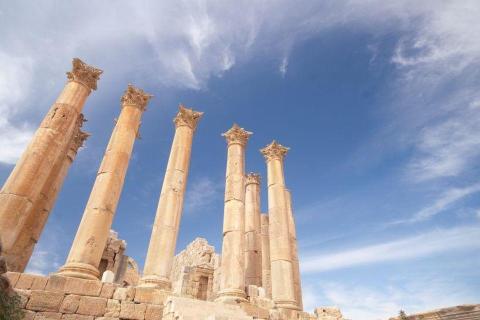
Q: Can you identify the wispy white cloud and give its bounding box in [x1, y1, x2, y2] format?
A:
[301, 225, 480, 273]
[279, 56, 288, 77]
[184, 176, 221, 215]
[25, 250, 61, 275]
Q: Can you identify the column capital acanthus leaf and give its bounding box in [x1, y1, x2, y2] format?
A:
[260, 140, 289, 161]
[222, 123, 252, 146]
[246, 172, 261, 185]
[121, 84, 152, 111]
[174, 104, 204, 130]
[66, 58, 103, 91]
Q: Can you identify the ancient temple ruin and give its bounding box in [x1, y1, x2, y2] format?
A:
[0, 58, 343, 320]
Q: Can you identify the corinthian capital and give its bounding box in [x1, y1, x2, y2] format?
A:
[70, 130, 90, 154]
[174, 104, 204, 130]
[121, 84, 152, 111]
[260, 140, 289, 161]
[66, 58, 103, 91]
[222, 123, 252, 146]
[246, 172, 261, 185]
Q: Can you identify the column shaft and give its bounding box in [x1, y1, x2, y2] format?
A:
[217, 124, 252, 302]
[285, 189, 303, 310]
[244, 173, 262, 287]
[141, 105, 203, 288]
[261, 141, 298, 310]
[58, 85, 150, 279]
[260, 214, 271, 298]
[0, 58, 101, 271]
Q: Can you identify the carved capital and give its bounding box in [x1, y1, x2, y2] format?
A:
[222, 123, 252, 146]
[66, 58, 103, 91]
[260, 140, 289, 161]
[121, 84, 152, 111]
[246, 172, 261, 185]
[174, 104, 204, 130]
[70, 130, 90, 154]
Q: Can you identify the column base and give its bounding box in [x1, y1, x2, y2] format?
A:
[57, 262, 100, 280]
[138, 275, 172, 290]
[215, 288, 247, 304]
[275, 299, 300, 310]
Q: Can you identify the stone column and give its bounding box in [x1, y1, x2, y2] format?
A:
[58, 85, 151, 279]
[216, 124, 252, 302]
[141, 105, 203, 288]
[285, 189, 303, 310]
[244, 173, 262, 287]
[260, 140, 298, 310]
[260, 214, 272, 298]
[12, 117, 89, 272]
[0, 58, 102, 270]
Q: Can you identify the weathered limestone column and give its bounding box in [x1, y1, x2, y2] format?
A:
[0, 58, 101, 270]
[216, 124, 252, 302]
[260, 213, 272, 298]
[141, 105, 203, 288]
[244, 173, 262, 287]
[285, 189, 303, 310]
[58, 85, 151, 279]
[13, 118, 89, 272]
[260, 140, 298, 310]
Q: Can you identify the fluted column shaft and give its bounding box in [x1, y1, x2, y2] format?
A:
[13, 120, 89, 272]
[142, 105, 203, 288]
[260, 213, 272, 298]
[244, 173, 262, 287]
[261, 141, 298, 310]
[0, 58, 101, 271]
[58, 85, 150, 280]
[217, 124, 252, 302]
[285, 189, 303, 310]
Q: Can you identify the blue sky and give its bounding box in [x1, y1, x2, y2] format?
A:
[1, 1, 479, 319]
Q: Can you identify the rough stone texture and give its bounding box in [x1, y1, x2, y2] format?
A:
[388, 304, 480, 320]
[60, 294, 81, 313]
[112, 286, 135, 301]
[314, 307, 344, 320]
[134, 287, 169, 304]
[119, 301, 147, 320]
[77, 296, 107, 316]
[141, 105, 203, 288]
[170, 238, 219, 301]
[33, 311, 63, 319]
[100, 283, 118, 299]
[145, 304, 163, 320]
[104, 299, 121, 317]
[61, 315, 94, 320]
[26, 290, 65, 312]
[5, 271, 21, 286]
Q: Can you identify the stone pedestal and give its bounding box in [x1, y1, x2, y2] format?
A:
[216, 124, 252, 303]
[244, 173, 262, 287]
[0, 58, 101, 271]
[58, 85, 151, 280]
[12, 118, 89, 272]
[260, 214, 272, 298]
[141, 105, 203, 289]
[260, 141, 298, 310]
[286, 189, 303, 310]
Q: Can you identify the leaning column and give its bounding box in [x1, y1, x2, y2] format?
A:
[216, 124, 252, 302]
[58, 85, 151, 279]
[244, 173, 262, 287]
[13, 118, 89, 272]
[0, 58, 102, 270]
[285, 189, 303, 310]
[260, 213, 272, 298]
[260, 140, 298, 310]
[141, 105, 203, 288]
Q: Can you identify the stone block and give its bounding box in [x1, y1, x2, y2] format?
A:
[77, 296, 107, 316]
[61, 315, 94, 320]
[94, 318, 119, 320]
[15, 288, 30, 308]
[133, 287, 169, 305]
[59, 294, 81, 313]
[104, 299, 121, 317]
[31, 275, 49, 290]
[45, 275, 68, 292]
[33, 311, 63, 319]
[64, 277, 103, 296]
[5, 271, 21, 286]
[99, 283, 118, 299]
[23, 310, 36, 320]
[112, 287, 135, 301]
[16, 273, 39, 289]
[26, 290, 64, 312]
[144, 304, 163, 320]
[119, 301, 146, 320]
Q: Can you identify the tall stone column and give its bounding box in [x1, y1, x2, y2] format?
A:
[244, 173, 262, 287]
[141, 105, 203, 288]
[216, 124, 252, 302]
[260, 140, 298, 310]
[12, 117, 89, 272]
[260, 214, 272, 298]
[0, 58, 102, 270]
[58, 85, 151, 279]
[285, 189, 303, 310]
